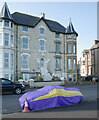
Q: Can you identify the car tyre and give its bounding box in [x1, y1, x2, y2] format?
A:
[15, 88, 22, 94]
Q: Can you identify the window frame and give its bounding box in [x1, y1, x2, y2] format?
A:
[4, 20, 9, 27]
[40, 28, 44, 35]
[22, 37, 29, 50]
[22, 26, 28, 32]
[40, 40, 45, 51]
[4, 53, 9, 68]
[56, 42, 60, 54]
[55, 33, 60, 38]
[67, 43, 72, 54]
[11, 53, 14, 69]
[73, 34, 76, 39]
[67, 34, 71, 39]
[22, 55, 29, 69]
[68, 58, 72, 70]
[73, 58, 76, 70]
[4, 33, 9, 47]
[73, 44, 76, 54]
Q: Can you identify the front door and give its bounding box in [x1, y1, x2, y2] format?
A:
[40, 58, 44, 68]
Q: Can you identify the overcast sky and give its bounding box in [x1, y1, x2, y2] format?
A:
[0, 1, 97, 61]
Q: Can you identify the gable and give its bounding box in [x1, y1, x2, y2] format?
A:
[11, 12, 66, 34]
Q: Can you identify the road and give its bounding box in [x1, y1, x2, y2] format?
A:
[1, 84, 99, 118]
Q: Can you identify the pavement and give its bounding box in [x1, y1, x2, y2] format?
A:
[1, 84, 99, 119]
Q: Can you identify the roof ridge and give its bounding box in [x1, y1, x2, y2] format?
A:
[12, 12, 40, 19]
[12, 12, 65, 29]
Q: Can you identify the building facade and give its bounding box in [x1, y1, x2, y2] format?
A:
[0, 3, 78, 82]
[90, 40, 99, 76]
[78, 50, 90, 77]
[78, 40, 99, 77]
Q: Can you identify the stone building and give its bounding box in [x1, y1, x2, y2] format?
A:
[0, 2, 78, 82]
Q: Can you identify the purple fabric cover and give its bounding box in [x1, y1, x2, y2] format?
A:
[19, 86, 83, 111]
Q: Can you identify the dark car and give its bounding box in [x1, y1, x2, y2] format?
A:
[85, 75, 95, 81]
[0, 78, 25, 94]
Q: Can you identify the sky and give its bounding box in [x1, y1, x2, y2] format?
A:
[0, 1, 97, 61]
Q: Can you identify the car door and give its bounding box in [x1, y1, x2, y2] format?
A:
[2, 79, 14, 93]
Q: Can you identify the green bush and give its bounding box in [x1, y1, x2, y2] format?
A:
[19, 77, 23, 79]
[37, 76, 43, 81]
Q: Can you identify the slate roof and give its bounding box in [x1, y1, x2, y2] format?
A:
[66, 19, 78, 36]
[0, 2, 14, 21]
[12, 12, 66, 34]
[0, 2, 78, 35]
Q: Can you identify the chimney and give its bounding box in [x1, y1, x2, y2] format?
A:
[95, 40, 99, 44]
[40, 13, 45, 18]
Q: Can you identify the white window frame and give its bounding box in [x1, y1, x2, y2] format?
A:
[68, 58, 72, 70]
[40, 40, 45, 51]
[68, 43, 72, 54]
[22, 37, 29, 50]
[11, 53, 14, 69]
[73, 58, 76, 70]
[4, 33, 9, 47]
[73, 44, 76, 54]
[21, 53, 30, 70]
[4, 53, 9, 68]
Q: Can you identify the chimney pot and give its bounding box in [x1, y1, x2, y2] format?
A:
[40, 13, 45, 18]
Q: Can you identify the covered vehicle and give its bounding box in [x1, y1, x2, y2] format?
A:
[19, 86, 83, 111]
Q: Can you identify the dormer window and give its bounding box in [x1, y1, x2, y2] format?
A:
[22, 26, 28, 32]
[55, 33, 60, 38]
[40, 28, 44, 34]
[4, 20, 9, 27]
[67, 34, 71, 39]
[73, 34, 76, 39]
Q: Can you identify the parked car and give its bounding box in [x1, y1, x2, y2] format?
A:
[0, 78, 25, 94]
[19, 86, 83, 111]
[85, 75, 95, 81]
[92, 76, 99, 82]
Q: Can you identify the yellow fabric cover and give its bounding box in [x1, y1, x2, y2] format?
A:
[31, 89, 83, 102]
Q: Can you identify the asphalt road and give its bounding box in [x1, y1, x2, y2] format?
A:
[1, 84, 99, 118]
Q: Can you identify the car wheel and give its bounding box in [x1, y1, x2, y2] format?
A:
[15, 88, 22, 94]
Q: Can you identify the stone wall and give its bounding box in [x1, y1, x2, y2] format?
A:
[29, 80, 64, 88]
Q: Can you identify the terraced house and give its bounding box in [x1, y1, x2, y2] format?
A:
[0, 2, 78, 82]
